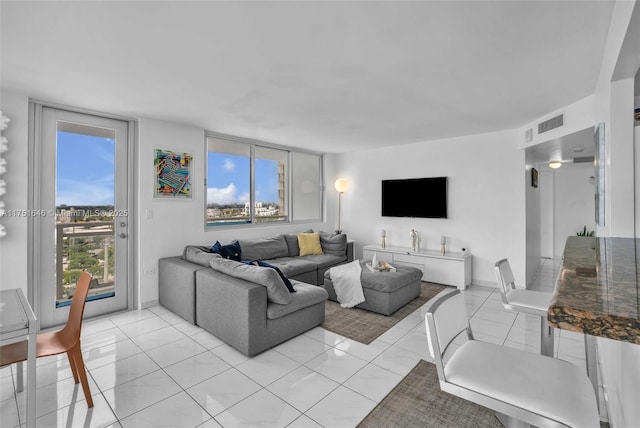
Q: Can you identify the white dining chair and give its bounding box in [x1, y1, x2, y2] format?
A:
[425, 289, 600, 428]
[494, 258, 554, 357]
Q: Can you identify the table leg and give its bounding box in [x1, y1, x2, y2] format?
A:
[539, 318, 554, 357]
[584, 334, 600, 413]
[26, 329, 36, 428]
[16, 361, 23, 393]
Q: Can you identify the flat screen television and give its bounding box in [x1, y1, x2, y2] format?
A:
[381, 177, 447, 218]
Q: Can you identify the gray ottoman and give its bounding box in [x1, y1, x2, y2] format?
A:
[322, 261, 423, 315]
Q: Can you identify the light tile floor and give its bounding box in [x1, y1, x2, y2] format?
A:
[1, 258, 606, 427]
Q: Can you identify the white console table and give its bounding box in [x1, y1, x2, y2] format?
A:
[363, 244, 472, 290]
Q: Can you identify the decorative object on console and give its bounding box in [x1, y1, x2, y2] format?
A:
[334, 177, 349, 234]
[440, 235, 446, 255]
[410, 229, 418, 251]
[371, 251, 378, 270]
[381, 229, 386, 248]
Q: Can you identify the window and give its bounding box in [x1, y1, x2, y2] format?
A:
[206, 134, 322, 227]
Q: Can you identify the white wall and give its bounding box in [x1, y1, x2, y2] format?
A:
[539, 171, 554, 258]
[333, 129, 526, 288]
[607, 78, 636, 238]
[553, 163, 596, 256]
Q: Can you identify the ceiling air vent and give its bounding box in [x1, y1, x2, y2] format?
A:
[538, 114, 564, 134]
[573, 156, 595, 164]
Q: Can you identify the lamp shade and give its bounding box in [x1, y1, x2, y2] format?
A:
[334, 178, 349, 193]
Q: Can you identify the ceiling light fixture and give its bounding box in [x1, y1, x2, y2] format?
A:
[548, 160, 562, 169]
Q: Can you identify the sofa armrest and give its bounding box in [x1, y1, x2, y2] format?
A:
[195, 268, 268, 356]
[158, 256, 206, 324]
[346, 240, 355, 262]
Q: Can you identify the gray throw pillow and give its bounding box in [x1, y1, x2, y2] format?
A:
[319, 231, 347, 257]
[209, 258, 292, 305]
[238, 235, 289, 261]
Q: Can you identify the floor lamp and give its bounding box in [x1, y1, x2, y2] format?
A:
[334, 178, 349, 234]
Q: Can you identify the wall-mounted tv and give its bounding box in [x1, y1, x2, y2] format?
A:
[382, 177, 447, 218]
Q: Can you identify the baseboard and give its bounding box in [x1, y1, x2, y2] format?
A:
[141, 299, 159, 309]
[470, 279, 498, 288]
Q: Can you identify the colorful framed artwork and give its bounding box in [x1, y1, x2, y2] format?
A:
[154, 149, 192, 198]
[531, 167, 538, 188]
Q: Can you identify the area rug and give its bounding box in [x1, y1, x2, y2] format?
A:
[358, 360, 503, 428]
[322, 282, 446, 344]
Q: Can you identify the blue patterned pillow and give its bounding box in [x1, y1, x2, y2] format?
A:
[210, 240, 242, 262]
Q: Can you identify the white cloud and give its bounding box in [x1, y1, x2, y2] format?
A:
[56, 176, 114, 206]
[223, 158, 235, 171]
[207, 183, 239, 204]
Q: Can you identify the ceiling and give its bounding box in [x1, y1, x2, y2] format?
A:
[1, 1, 617, 154]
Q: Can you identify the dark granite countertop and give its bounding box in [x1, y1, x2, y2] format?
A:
[548, 236, 640, 344]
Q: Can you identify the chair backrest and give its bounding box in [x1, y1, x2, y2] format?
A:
[425, 290, 471, 381]
[62, 271, 92, 339]
[494, 259, 516, 305]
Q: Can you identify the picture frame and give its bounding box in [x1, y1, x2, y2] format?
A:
[531, 167, 538, 188]
[154, 149, 193, 198]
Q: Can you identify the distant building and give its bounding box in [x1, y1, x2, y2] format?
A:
[244, 202, 279, 217]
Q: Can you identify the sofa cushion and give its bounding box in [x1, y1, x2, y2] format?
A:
[183, 245, 222, 267]
[210, 240, 242, 261]
[298, 232, 323, 256]
[284, 229, 313, 257]
[300, 253, 346, 269]
[263, 257, 318, 277]
[209, 258, 292, 304]
[266, 283, 328, 320]
[319, 232, 347, 257]
[255, 260, 296, 293]
[238, 235, 289, 261]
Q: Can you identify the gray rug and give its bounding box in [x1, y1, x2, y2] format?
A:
[322, 282, 446, 344]
[358, 360, 503, 428]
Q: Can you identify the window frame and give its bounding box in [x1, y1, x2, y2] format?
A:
[204, 131, 323, 230]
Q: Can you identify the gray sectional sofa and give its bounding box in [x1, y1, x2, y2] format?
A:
[158, 231, 353, 356]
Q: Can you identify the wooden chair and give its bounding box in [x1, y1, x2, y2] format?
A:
[494, 258, 554, 357]
[0, 271, 94, 407]
[425, 289, 599, 428]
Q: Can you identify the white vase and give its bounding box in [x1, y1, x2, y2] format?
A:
[372, 252, 378, 269]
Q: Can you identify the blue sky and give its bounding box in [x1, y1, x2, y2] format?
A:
[207, 153, 280, 205]
[56, 131, 115, 206]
